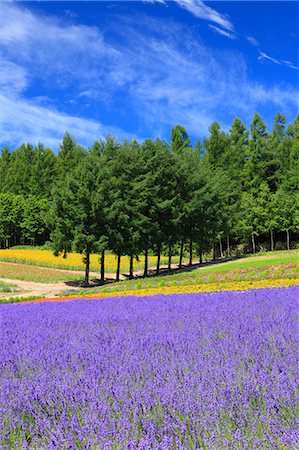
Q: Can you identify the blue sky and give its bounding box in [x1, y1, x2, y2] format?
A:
[0, 1, 298, 150]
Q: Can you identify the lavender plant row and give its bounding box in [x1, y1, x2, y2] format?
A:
[0, 287, 298, 449]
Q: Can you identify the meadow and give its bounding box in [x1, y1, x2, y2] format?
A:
[1, 287, 298, 449]
[60, 250, 299, 298]
[0, 261, 84, 283]
[0, 248, 297, 288]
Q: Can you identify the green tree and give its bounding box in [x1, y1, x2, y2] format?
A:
[171, 124, 191, 153]
[56, 132, 86, 180]
[51, 152, 105, 284]
[0, 194, 25, 247]
[244, 113, 269, 191]
[203, 121, 229, 169]
[21, 196, 50, 245]
[30, 144, 57, 197]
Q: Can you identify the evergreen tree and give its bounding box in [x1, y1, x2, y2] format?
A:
[203, 121, 229, 169]
[56, 132, 86, 180]
[51, 151, 104, 284]
[244, 113, 269, 191]
[21, 196, 50, 245]
[171, 124, 191, 153]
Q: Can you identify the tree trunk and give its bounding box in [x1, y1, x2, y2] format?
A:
[212, 244, 216, 261]
[286, 229, 290, 251]
[129, 254, 134, 279]
[116, 253, 121, 282]
[219, 236, 223, 258]
[252, 233, 256, 253]
[199, 250, 203, 265]
[270, 229, 274, 251]
[226, 236, 230, 257]
[189, 238, 193, 266]
[144, 248, 148, 277]
[179, 239, 184, 268]
[168, 244, 172, 271]
[156, 244, 161, 275]
[84, 252, 90, 284]
[100, 250, 105, 282]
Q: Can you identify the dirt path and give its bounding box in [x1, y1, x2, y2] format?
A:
[0, 278, 80, 299]
[0, 260, 226, 300]
[0, 264, 180, 299]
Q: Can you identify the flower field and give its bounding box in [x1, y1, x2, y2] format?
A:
[1, 286, 298, 449]
[0, 249, 179, 273]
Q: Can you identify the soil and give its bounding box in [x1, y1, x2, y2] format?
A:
[0, 278, 79, 299]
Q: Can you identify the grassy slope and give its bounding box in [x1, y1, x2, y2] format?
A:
[0, 262, 83, 283]
[59, 250, 299, 297]
[198, 250, 298, 271]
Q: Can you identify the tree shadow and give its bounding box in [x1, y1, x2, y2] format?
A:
[126, 256, 237, 280]
[63, 278, 116, 288]
[63, 256, 241, 288]
[65, 256, 242, 289]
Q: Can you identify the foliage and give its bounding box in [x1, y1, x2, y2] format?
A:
[1, 113, 298, 282]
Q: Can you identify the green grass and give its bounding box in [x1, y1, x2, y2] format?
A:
[0, 280, 18, 293]
[196, 249, 298, 272]
[58, 249, 299, 297]
[0, 295, 45, 304]
[0, 262, 83, 283]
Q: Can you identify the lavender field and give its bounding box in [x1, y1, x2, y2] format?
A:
[0, 287, 298, 449]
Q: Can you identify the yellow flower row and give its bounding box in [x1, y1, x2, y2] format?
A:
[0, 249, 172, 272]
[53, 278, 298, 303]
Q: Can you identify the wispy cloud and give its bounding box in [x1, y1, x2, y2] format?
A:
[0, 58, 27, 95]
[117, 22, 298, 133]
[148, 0, 234, 31]
[247, 36, 259, 47]
[248, 84, 299, 109]
[0, 2, 140, 147]
[0, 94, 104, 149]
[209, 25, 236, 40]
[246, 34, 298, 71]
[258, 51, 299, 70]
[281, 60, 299, 71]
[258, 51, 281, 65]
[0, 2, 298, 149]
[0, 89, 140, 149]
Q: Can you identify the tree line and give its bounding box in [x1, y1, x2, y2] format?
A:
[0, 112, 298, 283]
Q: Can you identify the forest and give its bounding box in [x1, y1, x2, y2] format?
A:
[0, 112, 298, 283]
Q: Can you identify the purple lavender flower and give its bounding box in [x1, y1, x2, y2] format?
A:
[0, 286, 298, 448]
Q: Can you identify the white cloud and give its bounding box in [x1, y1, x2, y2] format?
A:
[0, 2, 298, 148]
[248, 84, 299, 109]
[0, 3, 140, 147]
[149, 0, 234, 31]
[120, 29, 298, 134]
[281, 60, 299, 71]
[0, 2, 117, 90]
[209, 25, 236, 40]
[0, 92, 141, 149]
[0, 93, 99, 148]
[247, 36, 259, 47]
[258, 51, 299, 71]
[258, 51, 280, 65]
[173, 0, 234, 31]
[0, 58, 28, 94]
